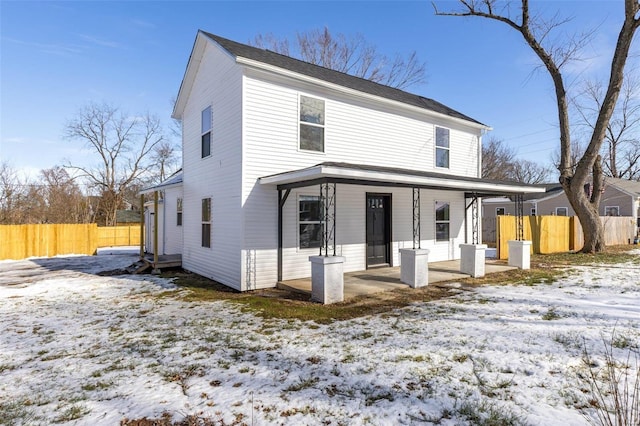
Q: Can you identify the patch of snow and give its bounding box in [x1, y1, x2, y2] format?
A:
[0, 254, 638, 425]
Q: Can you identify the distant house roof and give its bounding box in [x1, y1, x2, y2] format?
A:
[174, 30, 487, 128]
[139, 169, 183, 195]
[116, 209, 141, 223]
[606, 177, 640, 197]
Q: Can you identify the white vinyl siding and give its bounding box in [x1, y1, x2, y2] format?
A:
[181, 41, 243, 289]
[241, 70, 480, 288]
[163, 186, 183, 255]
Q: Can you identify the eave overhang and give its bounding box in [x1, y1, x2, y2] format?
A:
[259, 163, 546, 197]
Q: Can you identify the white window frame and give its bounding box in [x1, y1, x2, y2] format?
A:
[604, 206, 620, 216]
[201, 106, 212, 158]
[201, 197, 211, 248]
[298, 94, 325, 153]
[496, 207, 505, 216]
[556, 207, 568, 216]
[530, 208, 536, 216]
[435, 126, 450, 169]
[176, 197, 183, 227]
[435, 201, 450, 242]
[298, 194, 323, 250]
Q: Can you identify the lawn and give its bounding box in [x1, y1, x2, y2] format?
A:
[0, 248, 638, 425]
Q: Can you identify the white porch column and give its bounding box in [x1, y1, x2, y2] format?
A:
[400, 248, 430, 288]
[309, 256, 346, 304]
[459, 244, 487, 278]
[508, 240, 532, 269]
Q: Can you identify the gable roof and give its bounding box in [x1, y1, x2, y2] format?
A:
[605, 177, 640, 197]
[173, 30, 487, 129]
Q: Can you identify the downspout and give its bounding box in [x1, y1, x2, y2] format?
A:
[162, 190, 166, 255]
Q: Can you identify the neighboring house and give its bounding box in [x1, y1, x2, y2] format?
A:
[482, 184, 563, 218]
[142, 31, 543, 291]
[534, 177, 640, 223]
[116, 209, 141, 225]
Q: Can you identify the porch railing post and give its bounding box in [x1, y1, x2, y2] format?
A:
[412, 187, 421, 249]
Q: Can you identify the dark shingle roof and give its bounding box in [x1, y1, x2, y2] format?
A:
[201, 31, 485, 126]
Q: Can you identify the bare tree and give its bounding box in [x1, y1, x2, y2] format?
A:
[252, 27, 427, 90]
[40, 167, 94, 223]
[574, 72, 640, 180]
[483, 138, 550, 183]
[151, 140, 179, 184]
[482, 137, 516, 180]
[434, 0, 640, 253]
[0, 161, 25, 224]
[64, 103, 164, 226]
[511, 159, 550, 184]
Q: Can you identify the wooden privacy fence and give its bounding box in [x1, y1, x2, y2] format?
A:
[496, 215, 637, 259]
[96, 225, 141, 248]
[0, 224, 141, 260]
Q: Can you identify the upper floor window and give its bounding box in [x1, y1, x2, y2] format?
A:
[556, 207, 568, 216]
[299, 95, 324, 152]
[176, 198, 183, 226]
[435, 127, 450, 168]
[435, 201, 450, 242]
[605, 206, 619, 216]
[202, 197, 211, 248]
[299, 195, 323, 248]
[201, 106, 212, 158]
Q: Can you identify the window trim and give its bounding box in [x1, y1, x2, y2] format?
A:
[201, 106, 212, 158]
[555, 207, 568, 217]
[298, 94, 326, 154]
[176, 197, 183, 227]
[297, 194, 323, 250]
[435, 200, 450, 242]
[530, 208, 536, 216]
[201, 197, 211, 248]
[604, 206, 620, 216]
[435, 126, 450, 169]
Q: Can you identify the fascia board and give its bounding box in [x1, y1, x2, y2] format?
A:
[260, 165, 546, 194]
[236, 57, 492, 132]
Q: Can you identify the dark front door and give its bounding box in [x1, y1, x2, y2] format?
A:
[366, 194, 391, 267]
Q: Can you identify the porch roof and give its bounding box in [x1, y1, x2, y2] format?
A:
[259, 162, 546, 197]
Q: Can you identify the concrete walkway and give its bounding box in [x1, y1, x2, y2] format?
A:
[278, 260, 516, 299]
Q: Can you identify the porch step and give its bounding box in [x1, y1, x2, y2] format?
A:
[125, 260, 151, 275]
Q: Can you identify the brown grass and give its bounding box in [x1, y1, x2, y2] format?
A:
[158, 245, 638, 323]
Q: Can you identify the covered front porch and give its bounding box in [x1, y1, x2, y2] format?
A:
[278, 258, 516, 300]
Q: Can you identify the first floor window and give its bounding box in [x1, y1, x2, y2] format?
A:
[435, 201, 450, 242]
[556, 207, 568, 216]
[435, 127, 450, 168]
[176, 198, 183, 226]
[202, 197, 211, 247]
[496, 207, 505, 216]
[605, 206, 619, 216]
[299, 195, 322, 248]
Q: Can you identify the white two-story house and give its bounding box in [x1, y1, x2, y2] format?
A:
[144, 30, 542, 293]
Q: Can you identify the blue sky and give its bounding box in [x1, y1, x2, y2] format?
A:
[1, 1, 637, 180]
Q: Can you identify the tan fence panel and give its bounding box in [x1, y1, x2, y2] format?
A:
[496, 216, 533, 260]
[96, 225, 141, 247]
[0, 224, 98, 260]
[497, 215, 636, 257]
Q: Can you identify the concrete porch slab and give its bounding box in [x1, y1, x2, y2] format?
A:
[278, 260, 515, 300]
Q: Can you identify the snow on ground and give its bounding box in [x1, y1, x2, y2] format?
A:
[1, 251, 639, 425]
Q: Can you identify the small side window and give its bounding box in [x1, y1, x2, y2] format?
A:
[177, 198, 183, 226]
[201, 106, 212, 158]
[201, 198, 211, 247]
[496, 207, 505, 216]
[556, 207, 568, 216]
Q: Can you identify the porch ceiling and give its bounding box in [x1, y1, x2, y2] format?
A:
[259, 162, 547, 197]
